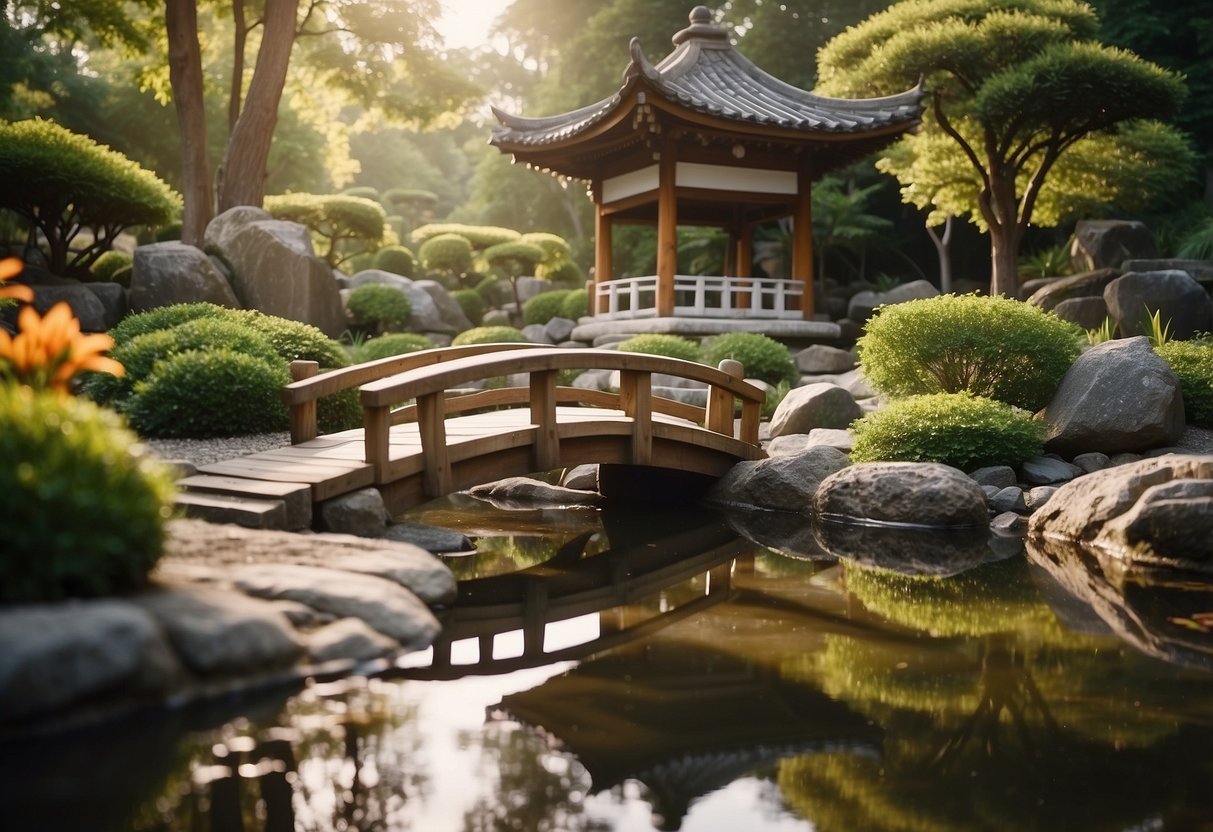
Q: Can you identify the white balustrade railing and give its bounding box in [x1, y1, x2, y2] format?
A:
[595, 275, 805, 320]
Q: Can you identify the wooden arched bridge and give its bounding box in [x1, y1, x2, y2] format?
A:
[177, 343, 767, 528]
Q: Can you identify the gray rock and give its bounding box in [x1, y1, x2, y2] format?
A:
[1104, 269, 1213, 341]
[306, 618, 400, 664]
[522, 323, 554, 344]
[990, 486, 1027, 514]
[378, 521, 474, 554]
[1041, 337, 1185, 456]
[795, 344, 856, 374]
[467, 476, 603, 508]
[130, 584, 301, 674]
[768, 429, 853, 456]
[27, 282, 109, 331]
[969, 465, 1019, 489]
[768, 382, 862, 438]
[1025, 486, 1058, 512]
[572, 368, 612, 390]
[1021, 456, 1084, 485]
[83, 281, 129, 330]
[560, 464, 599, 491]
[1073, 452, 1111, 474]
[318, 487, 390, 536]
[0, 601, 176, 721]
[203, 205, 272, 253]
[847, 279, 939, 324]
[990, 511, 1028, 535]
[1110, 452, 1143, 466]
[1028, 454, 1213, 566]
[1052, 296, 1108, 330]
[814, 462, 989, 528]
[1070, 219, 1155, 272]
[834, 368, 877, 400]
[1026, 268, 1121, 313]
[515, 276, 551, 304]
[544, 316, 577, 343]
[1121, 259, 1213, 287]
[345, 270, 452, 333]
[416, 278, 474, 331]
[708, 445, 851, 512]
[233, 564, 440, 648]
[482, 308, 513, 326]
[815, 521, 993, 576]
[130, 241, 241, 314]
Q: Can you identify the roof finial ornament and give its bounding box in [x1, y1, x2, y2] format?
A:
[672, 5, 727, 45]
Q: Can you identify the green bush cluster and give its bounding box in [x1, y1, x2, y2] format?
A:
[561, 287, 589, 320]
[347, 283, 412, 333]
[411, 223, 520, 248]
[353, 333, 433, 362]
[0, 385, 176, 600]
[522, 289, 572, 325]
[451, 325, 528, 347]
[452, 288, 486, 325]
[1156, 340, 1213, 427]
[372, 244, 415, 277]
[700, 332, 797, 386]
[107, 302, 229, 344]
[264, 193, 386, 266]
[617, 333, 702, 363]
[475, 273, 513, 306]
[857, 293, 1082, 411]
[90, 250, 132, 282]
[849, 392, 1044, 470]
[419, 233, 473, 275]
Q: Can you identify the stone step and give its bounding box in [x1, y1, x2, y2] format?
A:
[177, 474, 313, 530]
[175, 491, 288, 530]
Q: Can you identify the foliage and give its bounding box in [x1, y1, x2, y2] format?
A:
[263, 193, 386, 266]
[538, 258, 584, 285]
[452, 288, 486, 325]
[475, 273, 513, 306]
[849, 392, 1045, 469]
[353, 333, 433, 363]
[522, 289, 572, 326]
[1156, 340, 1213, 427]
[1086, 316, 1115, 346]
[0, 384, 175, 600]
[762, 379, 793, 420]
[560, 287, 590, 320]
[857, 293, 1082, 411]
[451, 326, 528, 347]
[228, 310, 351, 370]
[812, 175, 895, 283]
[107, 302, 230, 345]
[0, 302, 123, 394]
[1019, 244, 1071, 280]
[1144, 308, 1172, 348]
[89, 250, 132, 282]
[699, 332, 797, 386]
[616, 334, 702, 364]
[372, 244, 416, 278]
[483, 241, 545, 276]
[412, 223, 520, 249]
[0, 118, 179, 275]
[127, 349, 290, 438]
[1176, 217, 1213, 260]
[419, 232, 473, 275]
[346, 283, 412, 334]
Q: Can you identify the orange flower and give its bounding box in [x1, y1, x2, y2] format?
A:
[0, 301, 123, 393]
[0, 257, 33, 303]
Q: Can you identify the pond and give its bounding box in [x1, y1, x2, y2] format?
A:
[4, 498, 1213, 831]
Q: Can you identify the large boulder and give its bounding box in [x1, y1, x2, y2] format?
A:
[25, 281, 109, 332]
[1070, 219, 1156, 272]
[83, 281, 129, 330]
[768, 382, 863, 438]
[1121, 259, 1213, 290]
[707, 445, 851, 512]
[130, 241, 241, 313]
[847, 279, 939, 324]
[1028, 454, 1213, 568]
[415, 278, 473, 332]
[1104, 269, 1213, 341]
[1040, 337, 1185, 457]
[1052, 296, 1108, 331]
[206, 211, 345, 336]
[795, 344, 856, 375]
[813, 462, 989, 528]
[203, 205, 272, 253]
[1026, 268, 1120, 312]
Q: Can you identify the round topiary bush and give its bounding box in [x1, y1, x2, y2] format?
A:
[522, 289, 572, 326]
[372, 244, 416, 278]
[700, 332, 797, 386]
[346, 283, 412, 333]
[617, 333, 702, 363]
[108, 302, 230, 345]
[228, 309, 350, 370]
[857, 293, 1082, 411]
[127, 349, 291, 438]
[0, 385, 176, 600]
[849, 392, 1044, 470]
[1156, 340, 1213, 427]
[90, 250, 132, 282]
[451, 325, 528, 347]
[560, 287, 589, 320]
[452, 288, 486, 325]
[419, 232, 473, 275]
[354, 333, 433, 362]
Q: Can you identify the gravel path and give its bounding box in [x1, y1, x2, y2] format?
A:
[144, 432, 292, 467]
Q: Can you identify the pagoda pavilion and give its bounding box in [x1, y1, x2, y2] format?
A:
[489, 5, 924, 335]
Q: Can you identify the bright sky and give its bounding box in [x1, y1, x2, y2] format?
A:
[435, 0, 514, 51]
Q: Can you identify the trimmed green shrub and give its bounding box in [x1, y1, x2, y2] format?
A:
[341, 185, 379, 202]
[452, 288, 486, 325]
[412, 223, 520, 248]
[0, 385, 175, 600]
[483, 241, 544, 276]
[523, 289, 572, 326]
[1156, 340, 1213, 427]
[451, 325, 528, 347]
[419, 232, 473, 275]
[0, 118, 180, 275]
[264, 193, 386, 266]
[561, 287, 589, 320]
[108, 302, 230, 345]
[346, 283, 412, 333]
[849, 392, 1045, 470]
[128, 349, 291, 437]
[700, 332, 797, 386]
[354, 333, 433, 362]
[617, 333, 702, 363]
[372, 244, 416, 277]
[475, 273, 512, 306]
[228, 309, 350, 370]
[345, 252, 375, 274]
[108, 264, 133, 288]
[857, 293, 1082, 411]
[90, 250, 132, 282]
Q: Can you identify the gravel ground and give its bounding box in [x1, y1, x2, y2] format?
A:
[144, 432, 292, 467]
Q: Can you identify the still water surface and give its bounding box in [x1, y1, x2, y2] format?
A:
[6, 500, 1213, 831]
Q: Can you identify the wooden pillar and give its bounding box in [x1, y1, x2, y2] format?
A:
[737, 222, 753, 279]
[594, 201, 612, 315]
[287, 360, 319, 444]
[656, 146, 677, 317]
[794, 169, 815, 319]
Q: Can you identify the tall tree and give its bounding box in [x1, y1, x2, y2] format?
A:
[816, 0, 1187, 298]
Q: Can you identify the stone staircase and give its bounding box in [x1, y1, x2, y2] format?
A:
[174, 474, 313, 531]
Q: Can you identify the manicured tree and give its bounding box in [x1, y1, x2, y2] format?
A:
[0, 118, 179, 275]
[816, 0, 1187, 298]
[484, 240, 545, 317]
[419, 233, 474, 281]
[411, 223, 521, 249]
[263, 193, 386, 266]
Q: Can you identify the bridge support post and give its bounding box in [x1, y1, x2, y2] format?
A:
[364, 403, 391, 483]
[706, 359, 744, 438]
[418, 391, 452, 497]
[530, 369, 559, 471]
[619, 369, 653, 465]
[287, 360, 320, 444]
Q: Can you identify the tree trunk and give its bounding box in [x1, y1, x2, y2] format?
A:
[216, 0, 298, 211]
[229, 0, 247, 134]
[989, 230, 1021, 299]
[165, 0, 213, 245]
[927, 215, 954, 294]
